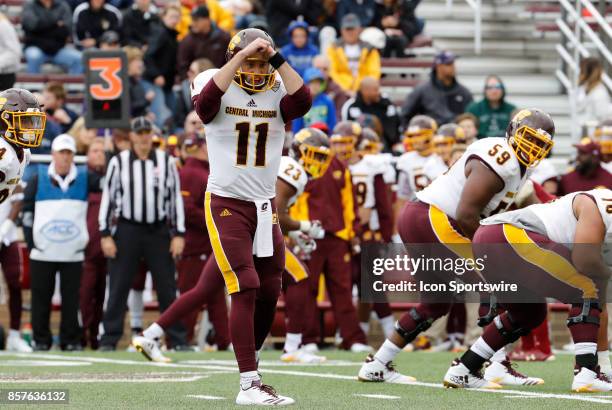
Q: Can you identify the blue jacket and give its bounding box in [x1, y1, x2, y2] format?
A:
[281, 43, 319, 78]
[292, 92, 336, 133]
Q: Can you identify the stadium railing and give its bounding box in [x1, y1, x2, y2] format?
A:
[445, 0, 482, 54]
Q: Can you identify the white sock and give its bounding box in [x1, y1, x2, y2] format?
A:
[379, 316, 395, 339]
[360, 322, 370, 335]
[470, 337, 495, 361]
[240, 370, 260, 390]
[142, 323, 164, 340]
[374, 339, 401, 364]
[574, 342, 597, 356]
[597, 350, 611, 371]
[284, 333, 301, 353]
[490, 345, 507, 363]
[8, 329, 20, 339]
[128, 290, 144, 329]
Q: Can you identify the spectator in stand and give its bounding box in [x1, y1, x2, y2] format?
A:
[183, 110, 205, 137]
[177, 5, 230, 79]
[454, 112, 478, 145]
[229, 0, 264, 30]
[73, 0, 122, 49]
[22, 134, 102, 351]
[42, 82, 79, 133]
[336, 0, 377, 28]
[177, 133, 230, 347]
[466, 75, 516, 139]
[265, 0, 322, 46]
[176, 0, 234, 41]
[281, 21, 319, 78]
[124, 46, 153, 118]
[22, 0, 83, 74]
[67, 117, 99, 154]
[401, 50, 472, 127]
[374, 0, 424, 58]
[0, 13, 22, 90]
[175, 58, 214, 131]
[98, 30, 121, 49]
[328, 14, 381, 94]
[576, 57, 612, 138]
[292, 68, 336, 134]
[80, 137, 107, 349]
[558, 138, 612, 195]
[341, 76, 400, 152]
[143, 4, 181, 130]
[121, 0, 160, 48]
[312, 54, 350, 121]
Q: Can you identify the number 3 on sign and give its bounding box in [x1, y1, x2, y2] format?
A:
[90, 58, 122, 100]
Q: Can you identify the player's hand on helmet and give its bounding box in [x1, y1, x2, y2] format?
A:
[101, 236, 118, 259]
[238, 37, 274, 59]
[299, 220, 325, 239]
[288, 230, 317, 255]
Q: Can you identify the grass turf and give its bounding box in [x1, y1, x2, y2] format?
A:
[0, 350, 610, 409]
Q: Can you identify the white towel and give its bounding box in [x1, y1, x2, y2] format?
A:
[252, 199, 273, 257]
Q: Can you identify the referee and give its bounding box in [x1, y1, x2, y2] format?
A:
[98, 117, 187, 350]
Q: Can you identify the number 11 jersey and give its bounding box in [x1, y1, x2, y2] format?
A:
[191, 68, 288, 201]
[416, 137, 530, 219]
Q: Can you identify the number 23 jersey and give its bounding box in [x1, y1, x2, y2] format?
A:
[416, 137, 529, 219]
[191, 68, 288, 201]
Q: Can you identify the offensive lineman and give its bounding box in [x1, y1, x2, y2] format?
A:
[133, 28, 311, 405]
[444, 189, 612, 391]
[359, 109, 554, 387]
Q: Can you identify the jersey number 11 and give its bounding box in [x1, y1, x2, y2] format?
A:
[235, 122, 268, 167]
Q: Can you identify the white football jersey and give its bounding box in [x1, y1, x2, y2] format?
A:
[529, 158, 558, 185]
[423, 154, 448, 181]
[602, 161, 612, 174]
[277, 156, 308, 207]
[417, 137, 529, 219]
[0, 138, 30, 204]
[191, 69, 288, 200]
[396, 151, 431, 200]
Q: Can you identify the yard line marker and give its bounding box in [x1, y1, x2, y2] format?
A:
[353, 394, 401, 400]
[186, 395, 226, 400]
[0, 376, 207, 383]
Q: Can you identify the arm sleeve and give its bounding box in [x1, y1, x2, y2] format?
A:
[373, 174, 393, 242]
[280, 84, 312, 123]
[193, 77, 224, 124]
[98, 156, 119, 236]
[167, 156, 185, 235]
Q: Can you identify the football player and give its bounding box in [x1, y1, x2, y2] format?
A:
[133, 28, 311, 406]
[444, 189, 612, 391]
[359, 109, 554, 387]
[423, 123, 465, 181]
[348, 127, 396, 338]
[594, 119, 612, 173]
[276, 127, 331, 364]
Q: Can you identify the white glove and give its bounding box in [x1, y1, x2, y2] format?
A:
[288, 230, 317, 255]
[0, 219, 16, 246]
[299, 220, 325, 239]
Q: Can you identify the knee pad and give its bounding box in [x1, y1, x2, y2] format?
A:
[494, 313, 529, 344]
[477, 300, 498, 328]
[395, 308, 433, 343]
[567, 299, 601, 327]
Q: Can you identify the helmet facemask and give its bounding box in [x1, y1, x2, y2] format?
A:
[234, 56, 276, 93]
[330, 135, 357, 161]
[510, 125, 553, 167]
[299, 144, 332, 179]
[403, 128, 433, 155]
[1, 109, 46, 148]
[432, 135, 455, 162]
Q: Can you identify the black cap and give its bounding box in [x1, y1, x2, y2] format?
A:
[191, 5, 209, 19]
[131, 116, 153, 133]
[100, 30, 120, 45]
[434, 50, 457, 65]
[341, 13, 361, 29]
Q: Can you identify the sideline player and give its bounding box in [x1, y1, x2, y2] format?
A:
[276, 127, 332, 363]
[133, 28, 311, 405]
[359, 109, 554, 387]
[444, 189, 612, 391]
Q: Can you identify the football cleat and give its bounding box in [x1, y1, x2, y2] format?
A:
[350, 343, 374, 353]
[6, 333, 33, 353]
[236, 381, 295, 406]
[357, 354, 416, 384]
[132, 335, 171, 363]
[443, 359, 502, 389]
[281, 348, 326, 364]
[572, 366, 612, 392]
[484, 360, 544, 386]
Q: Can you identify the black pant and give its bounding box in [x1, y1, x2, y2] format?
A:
[100, 220, 186, 347]
[30, 260, 82, 348]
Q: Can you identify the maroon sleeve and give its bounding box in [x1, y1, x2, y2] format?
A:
[280, 84, 312, 123]
[373, 174, 393, 242]
[192, 79, 225, 124]
[179, 168, 207, 232]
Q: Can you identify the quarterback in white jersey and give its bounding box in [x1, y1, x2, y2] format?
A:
[448, 189, 612, 392]
[275, 127, 332, 365]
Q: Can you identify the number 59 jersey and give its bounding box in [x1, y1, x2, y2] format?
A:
[416, 137, 529, 219]
[191, 68, 288, 201]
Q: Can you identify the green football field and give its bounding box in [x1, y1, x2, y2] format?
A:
[0, 350, 611, 409]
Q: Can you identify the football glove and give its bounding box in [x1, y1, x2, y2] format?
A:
[288, 230, 317, 255]
[299, 220, 325, 239]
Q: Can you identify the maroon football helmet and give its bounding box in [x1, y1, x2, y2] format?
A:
[226, 28, 276, 92]
[0, 88, 46, 148]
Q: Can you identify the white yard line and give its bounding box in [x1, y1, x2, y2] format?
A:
[2, 353, 611, 404]
[186, 395, 226, 400]
[353, 394, 401, 400]
[0, 376, 209, 383]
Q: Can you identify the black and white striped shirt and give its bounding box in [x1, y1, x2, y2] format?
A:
[98, 149, 185, 236]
